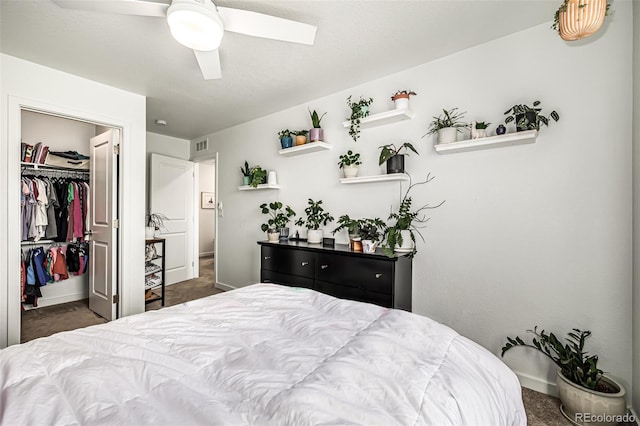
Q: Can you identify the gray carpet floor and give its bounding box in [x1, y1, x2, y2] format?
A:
[21, 258, 631, 425]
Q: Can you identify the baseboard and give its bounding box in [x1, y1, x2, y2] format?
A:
[215, 281, 236, 292]
[22, 292, 87, 310]
[515, 371, 558, 397]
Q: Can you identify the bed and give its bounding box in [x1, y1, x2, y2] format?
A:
[1, 284, 525, 425]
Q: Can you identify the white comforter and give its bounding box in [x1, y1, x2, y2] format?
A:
[1, 284, 525, 425]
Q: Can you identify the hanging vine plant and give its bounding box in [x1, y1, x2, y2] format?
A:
[346, 95, 373, 142]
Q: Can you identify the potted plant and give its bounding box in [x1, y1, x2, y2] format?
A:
[292, 130, 309, 146]
[470, 121, 490, 139]
[424, 108, 467, 144]
[240, 160, 251, 185]
[249, 165, 267, 188]
[295, 198, 334, 244]
[278, 129, 293, 149]
[337, 150, 362, 178]
[503, 101, 560, 132]
[358, 218, 387, 253]
[145, 212, 168, 239]
[308, 108, 327, 142]
[332, 214, 361, 249]
[502, 326, 626, 423]
[382, 173, 444, 257]
[260, 201, 296, 241]
[347, 95, 374, 142]
[390, 90, 416, 110]
[552, 0, 610, 41]
[378, 142, 419, 174]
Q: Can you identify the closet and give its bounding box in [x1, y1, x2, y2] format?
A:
[19, 110, 116, 342]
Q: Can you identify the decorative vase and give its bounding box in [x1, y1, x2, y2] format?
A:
[267, 230, 279, 242]
[496, 124, 506, 135]
[242, 176, 250, 186]
[392, 94, 410, 110]
[280, 136, 293, 149]
[309, 128, 323, 142]
[307, 229, 323, 244]
[361, 239, 378, 253]
[386, 155, 405, 174]
[556, 370, 626, 426]
[145, 227, 156, 239]
[351, 237, 363, 252]
[278, 227, 289, 240]
[267, 171, 278, 185]
[343, 164, 359, 178]
[558, 0, 607, 41]
[394, 230, 414, 253]
[437, 127, 458, 144]
[295, 135, 307, 146]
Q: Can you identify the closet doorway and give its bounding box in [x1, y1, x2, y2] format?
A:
[18, 109, 120, 342]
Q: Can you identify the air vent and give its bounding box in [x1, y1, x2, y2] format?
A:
[195, 138, 209, 152]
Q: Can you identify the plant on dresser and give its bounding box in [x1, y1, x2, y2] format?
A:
[295, 198, 334, 244]
[333, 215, 386, 252]
[260, 201, 296, 242]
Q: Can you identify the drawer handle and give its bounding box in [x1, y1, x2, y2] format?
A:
[264, 256, 271, 260]
[321, 265, 329, 270]
[301, 261, 309, 267]
[375, 273, 383, 279]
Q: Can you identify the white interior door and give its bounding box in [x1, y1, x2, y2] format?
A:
[89, 129, 119, 320]
[150, 153, 195, 284]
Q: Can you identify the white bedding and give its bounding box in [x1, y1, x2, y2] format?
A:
[1, 284, 525, 425]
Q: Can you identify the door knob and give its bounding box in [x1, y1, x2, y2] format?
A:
[301, 261, 309, 266]
[375, 273, 382, 279]
[321, 265, 328, 269]
[264, 256, 271, 260]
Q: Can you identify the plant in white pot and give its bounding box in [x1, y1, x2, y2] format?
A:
[295, 198, 334, 244]
[390, 90, 416, 110]
[382, 173, 444, 258]
[358, 218, 387, 253]
[260, 201, 296, 242]
[337, 150, 362, 178]
[308, 108, 327, 142]
[146, 212, 168, 239]
[502, 327, 627, 425]
[424, 107, 467, 144]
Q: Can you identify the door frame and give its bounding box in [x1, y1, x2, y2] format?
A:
[4, 96, 131, 346]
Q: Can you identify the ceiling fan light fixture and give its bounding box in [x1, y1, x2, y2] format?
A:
[167, 1, 224, 51]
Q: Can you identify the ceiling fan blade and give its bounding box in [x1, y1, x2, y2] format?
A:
[217, 7, 316, 45]
[194, 49, 222, 80]
[52, 0, 168, 17]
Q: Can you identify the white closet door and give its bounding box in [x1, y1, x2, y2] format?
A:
[88, 129, 119, 320]
[150, 153, 195, 284]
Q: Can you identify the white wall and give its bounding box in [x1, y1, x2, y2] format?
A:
[199, 161, 215, 257]
[632, 0, 640, 416]
[193, 8, 634, 401]
[0, 54, 147, 347]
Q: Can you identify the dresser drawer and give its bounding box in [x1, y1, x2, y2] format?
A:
[315, 253, 393, 294]
[261, 269, 314, 290]
[261, 246, 315, 278]
[316, 280, 392, 308]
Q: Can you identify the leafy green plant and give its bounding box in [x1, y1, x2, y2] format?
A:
[337, 150, 362, 168]
[382, 173, 444, 257]
[146, 212, 168, 230]
[347, 95, 374, 142]
[424, 108, 467, 137]
[332, 215, 361, 236]
[240, 160, 251, 177]
[295, 198, 334, 230]
[391, 90, 417, 100]
[309, 109, 327, 128]
[292, 130, 309, 136]
[551, 0, 611, 33]
[378, 142, 419, 165]
[358, 218, 387, 241]
[249, 166, 267, 188]
[502, 327, 604, 391]
[504, 101, 559, 131]
[260, 201, 296, 232]
[475, 121, 490, 130]
[278, 129, 291, 139]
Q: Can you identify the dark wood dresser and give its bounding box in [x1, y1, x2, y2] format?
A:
[257, 241, 412, 311]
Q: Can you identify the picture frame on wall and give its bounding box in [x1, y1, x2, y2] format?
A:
[201, 192, 215, 209]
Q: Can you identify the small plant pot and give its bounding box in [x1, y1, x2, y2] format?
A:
[392, 94, 410, 110]
[386, 154, 405, 174]
[515, 111, 538, 132]
[309, 128, 323, 142]
[394, 230, 414, 253]
[437, 127, 458, 144]
[145, 227, 156, 239]
[280, 136, 293, 149]
[242, 176, 250, 186]
[267, 230, 279, 242]
[343, 164, 359, 178]
[295, 135, 307, 146]
[361, 239, 378, 253]
[278, 227, 289, 240]
[307, 229, 323, 244]
[351, 237, 363, 252]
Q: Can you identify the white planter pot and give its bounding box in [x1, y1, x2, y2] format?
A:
[394, 230, 414, 253]
[267, 231, 280, 242]
[145, 227, 156, 239]
[556, 370, 626, 426]
[393, 97, 410, 110]
[343, 164, 359, 178]
[361, 239, 378, 253]
[307, 229, 323, 244]
[437, 127, 458, 144]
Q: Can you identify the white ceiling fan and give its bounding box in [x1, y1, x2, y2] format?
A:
[52, 0, 317, 80]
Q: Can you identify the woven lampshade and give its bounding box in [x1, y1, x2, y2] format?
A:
[558, 0, 607, 41]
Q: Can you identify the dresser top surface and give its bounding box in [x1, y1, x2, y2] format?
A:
[257, 240, 407, 261]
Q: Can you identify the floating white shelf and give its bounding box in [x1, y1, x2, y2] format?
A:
[341, 108, 414, 130]
[279, 141, 330, 157]
[237, 183, 281, 191]
[339, 173, 410, 184]
[434, 130, 537, 154]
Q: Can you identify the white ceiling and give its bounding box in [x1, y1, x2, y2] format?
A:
[0, 0, 556, 140]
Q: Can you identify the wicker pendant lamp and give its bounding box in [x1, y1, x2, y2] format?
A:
[556, 0, 608, 41]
